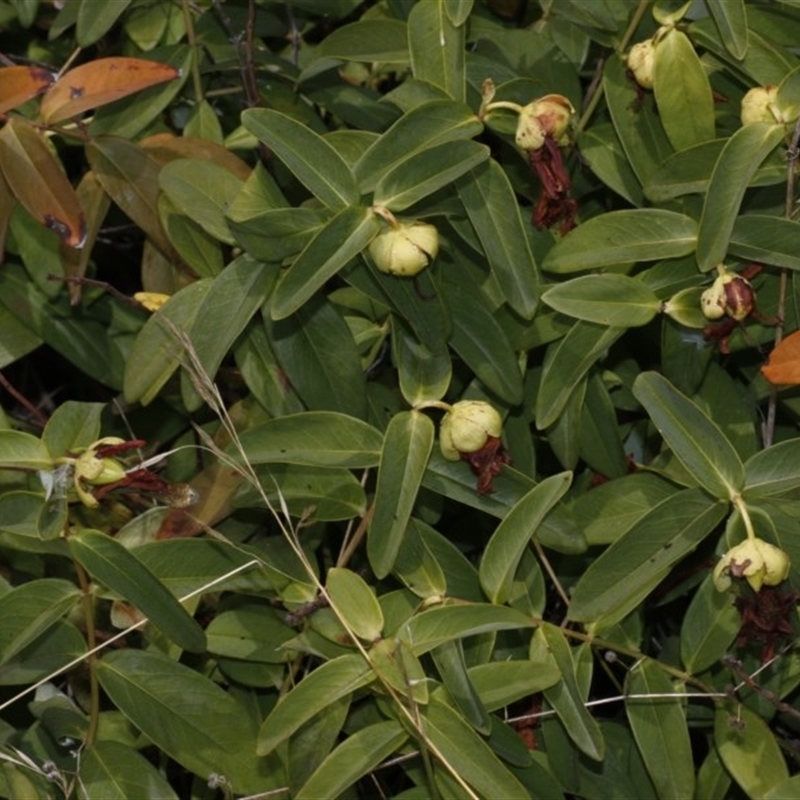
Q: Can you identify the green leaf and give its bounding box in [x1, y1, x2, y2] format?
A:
[182, 256, 277, 411]
[542, 274, 661, 327]
[76, 0, 132, 46]
[578, 122, 644, 207]
[393, 323, 451, 406]
[421, 699, 530, 798]
[431, 639, 491, 733]
[743, 439, 800, 499]
[295, 720, 407, 800]
[368, 410, 434, 578]
[369, 636, 428, 704]
[267, 296, 367, 417]
[579, 371, 628, 479]
[354, 99, 482, 194]
[536, 624, 605, 761]
[123, 279, 211, 406]
[680, 574, 739, 674]
[408, 0, 465, 102]
[242, 109, 359, 210]
[468, 659, 561, 711]
[696, 123, 786, 272]
[456, 159, 539, 319]
[69, 529, 206, 652]
[158, 158, 243, 245]
[707, 0, 748, 59]
[257, 654, 374, 755]
[233, 412, 383, 468]
[205, 605, 295, 663]
[479, 472, 572, 604]
[373, 139, 488, 211]
[327, 567, 384, 642]
[633, 371, 744, 499]
[626, 660, 695, 799]
[41, 402, 103, 459]
[715, 703, 789, 798]
[653, 28, 715, 152]
[568, 489, 726, 624]
[392, 518, 447, 599]
[536, 321, 625, 430]
[401, 603, 535, 655]
[542, 209, 698, 274]
[97, 649, 280, 795]
[0, 620, 85, 686]
[729, 214, 800, 271]
[78, 740, 178, 800]
[0, 578, 80, 666]
[315, 19, 409, 62]
[270, 205, 381, 320]
[0, 429, 52, 470]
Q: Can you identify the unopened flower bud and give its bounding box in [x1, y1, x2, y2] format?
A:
[740, 85, 781, 126]
[73, 437, 128, 508]
[627, 38, 656, 90]
[713, 537, 791, 592]
[700, 267, 755, 322]
[369, 221, 439, 277]
[515, 95, 574, 151]
[440, 400, 503, 461]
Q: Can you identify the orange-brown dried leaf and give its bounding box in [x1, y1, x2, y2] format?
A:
[0, 116, 85, 248]
[761, 329, 800, 385]
[0, 65, 55, 114]
[40, 57, 180, 124]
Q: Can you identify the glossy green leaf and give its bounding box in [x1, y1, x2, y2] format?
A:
[0, 302, 41, 370]
[729, 214, 800, 271]
[229, 207, 326, 262]
[421, 699, 530, 798]
[479, 472, 572, 604]
[542, 274, 661, 327]
[546, 375, 584, 471]
[98, 649, 279, 794]
[579, 371, 627, 479]
[456, 159, 539, 319]
[743, 439, 800, 498]
[41, 401, 103, 458]
[374, 139, 488, 211]
[408, 0, 465, 102]
[401, 603, 535, 655]
[78, 740, 178, 800]
[0, 619, 85, 686]
[159, 195, 223, 277]
[315, 19, 409, 62]
[205, 605, 295, 663]
[181, 256, 276, 411]
[536, 321, 625, 429]
[69, 529, 205, 652]
[715, 703, 789, 798]
[158, 159, 243, 245]
[0, 429, 52, 470]
[296, 720, 407, 800]
[268, 296, 367, 417]
[270, 206, 381, 320]
[696, 123, 786, 272]
[0, 578, 79, 665]
[242, 109, 358, 210]
[354, 99, 482, 193]
[76, 0, 131, 45]
[543, 209, 698, 274]
[369, 636, 428, 703]
[368, 410, 434, 578]
[327, 567, 384, 642]
[568, 489, 726, 624]
[633, 371, 744, 499]
[603, 54, 674, 188]
[233, 412, 383, 468]
[536, 624, 604, 761]
[392, 518, 447, 599]
[680, 575, 739, 674]
[431, 639, 491, 733]
[578, 122, 644, 207]
[707, 0, 748, 59]
[468, 659, 561, 711]
[123, 279, 211, 405]
[393, 323, 451, 406]
[653, 28, 715, 152]
[257, 654, 373, 755]
[626, 660, 695, 799]
[569, 472, 678, 546]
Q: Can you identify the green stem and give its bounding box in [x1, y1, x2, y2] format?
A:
[181, 0, 205, 105]
[413, 400, 452, 413]
[483, 100, 525, 116]
[732, 494, 756, 541]
[75, 561, 100, 747]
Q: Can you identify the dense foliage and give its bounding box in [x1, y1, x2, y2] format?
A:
[2, 0, 800, 797]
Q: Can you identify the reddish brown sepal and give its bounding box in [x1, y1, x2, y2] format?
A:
[528, 138, 577, 235]
[734, 584, 798, 664]
[459, 434, 511, 495]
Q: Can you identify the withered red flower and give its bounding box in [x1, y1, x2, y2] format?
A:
[528, 137, 577, 235]
[458, 435, 512, 495]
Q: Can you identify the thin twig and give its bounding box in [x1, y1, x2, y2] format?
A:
[0, 372, 49, 428]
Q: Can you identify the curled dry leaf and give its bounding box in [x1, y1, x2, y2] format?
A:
[0, 65, 55, 114]
[40, 57, 180, 124]
[761, 329, 800, 385]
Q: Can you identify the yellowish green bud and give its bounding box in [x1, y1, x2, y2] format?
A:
[440, 400, 503, 461]
[368, 221, 439, 277]
[713, 537, 791, 592]
[627, 39, 656, 90]
[700, 267, 755, 322]
[740, 85, 781, 126]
